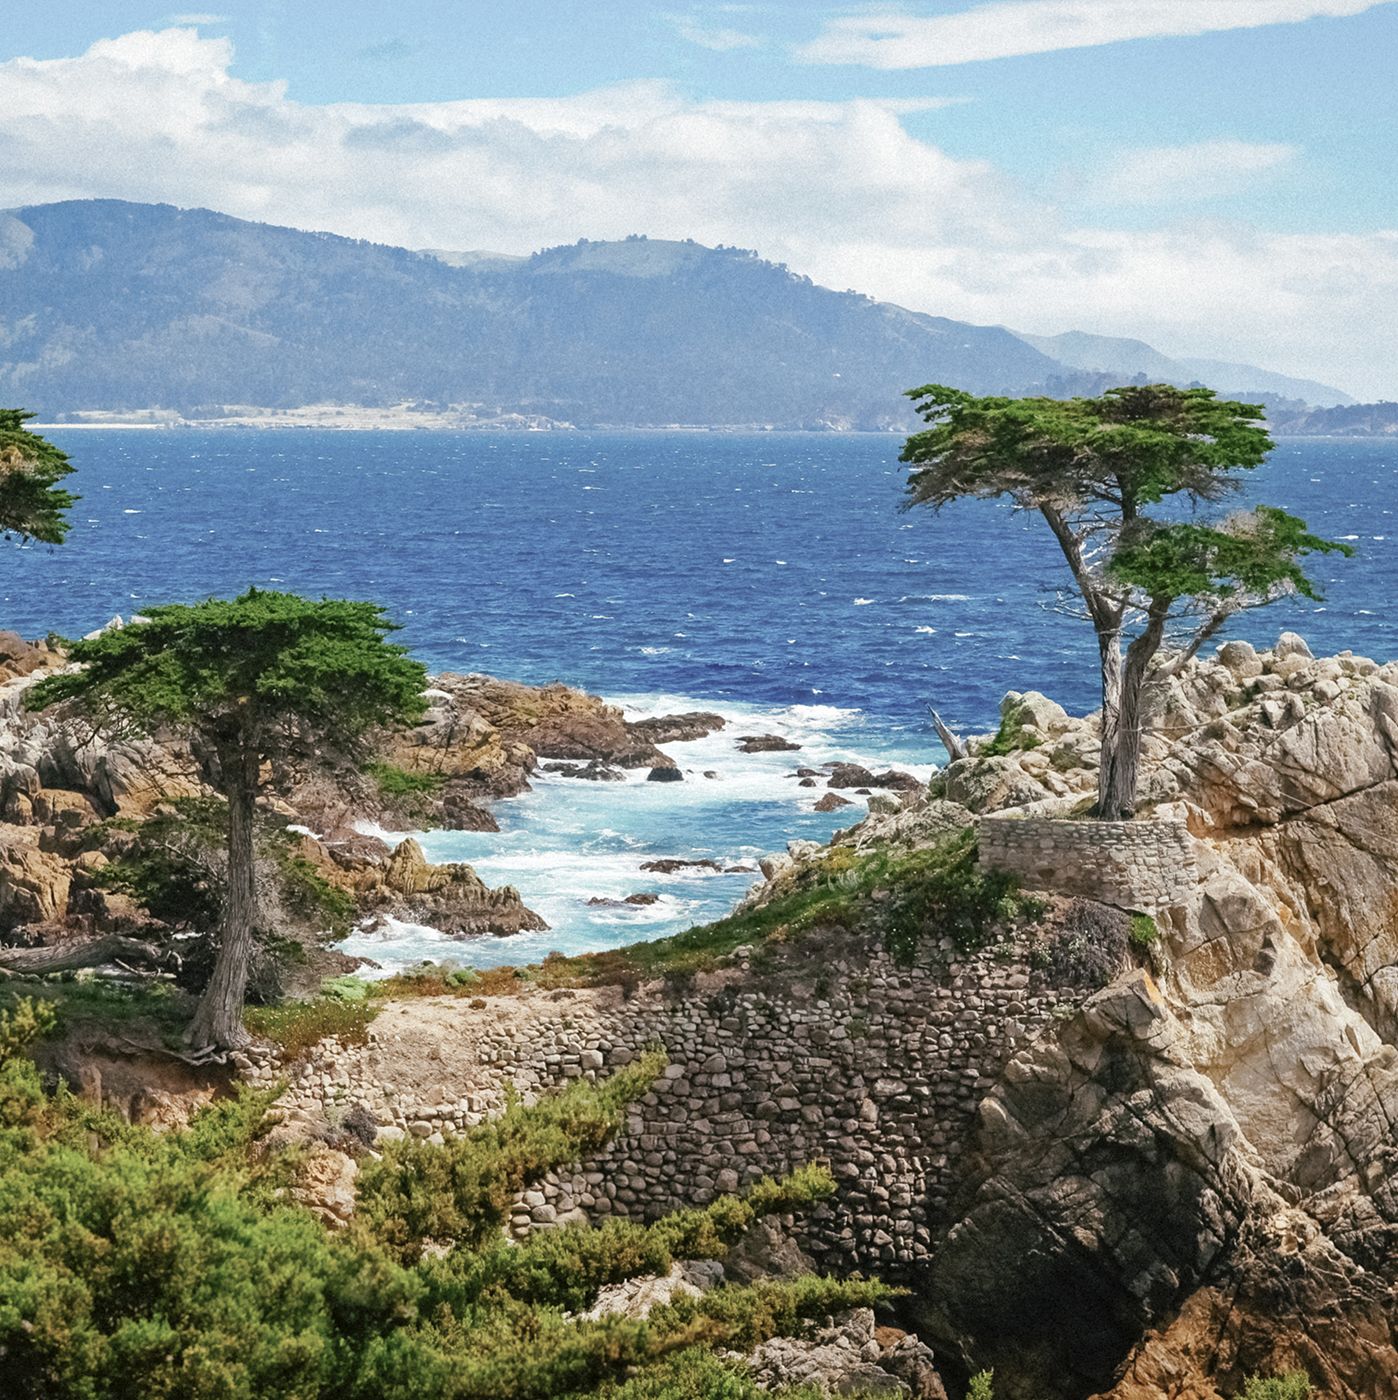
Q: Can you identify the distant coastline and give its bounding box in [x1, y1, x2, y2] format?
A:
[30, 406, 1396, 438]
[32, 405, 904, 434]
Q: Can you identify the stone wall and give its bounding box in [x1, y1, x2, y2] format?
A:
[269, 929, 1098, 1281]
[978, 815, 1196, 912]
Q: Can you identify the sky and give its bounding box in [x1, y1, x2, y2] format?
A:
[3, 2, 1396, 397]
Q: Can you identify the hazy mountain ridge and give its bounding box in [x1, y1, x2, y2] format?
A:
[1013, 329, 1354, 407]
[0, 200, 1355, 426]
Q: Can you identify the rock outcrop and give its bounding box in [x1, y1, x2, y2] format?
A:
[354, 837, 546, 937]
[896, 638, 1398, 1398]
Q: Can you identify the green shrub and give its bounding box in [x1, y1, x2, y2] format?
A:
[596, 1347, 827, 1398]
[1129, 913, 1160, 949]
[0, 1031, 885, 1399]
[244, 996, 379, 1058]
[882, 831, 1044, 964]
[0, 996, 57, 1059]
[967, 1370, 995, 1400]
[321, 974, 372, 1002]
[366, 762, 445, 797]
[981, 704, 1042, 757]
[1238, 1373, 1312, 1400]
[278, 853, 357, 936]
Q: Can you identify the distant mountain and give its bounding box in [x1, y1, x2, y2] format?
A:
[0, 201, 1074, 429]
[1013, 330, 1353, 408]
[0, 200, 1355, 427]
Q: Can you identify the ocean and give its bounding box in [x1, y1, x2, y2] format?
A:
[12, 429, 1395, 969]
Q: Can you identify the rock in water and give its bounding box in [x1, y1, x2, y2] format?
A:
[627, 712, 726, 744]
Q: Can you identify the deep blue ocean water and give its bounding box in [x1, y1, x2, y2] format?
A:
[12, 429, 1395, 968]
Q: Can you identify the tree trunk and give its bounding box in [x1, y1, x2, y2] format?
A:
[186, 740, 258, 1050]
[0, 935, 165, 976]
[1098, 601, 1170, 821]
[1096, 626, 1129, 818]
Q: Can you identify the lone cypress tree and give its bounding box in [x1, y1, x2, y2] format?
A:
[30, 590, 427, 1050]
[0, 410, 77, 542]
[901, 384, 1350, 818]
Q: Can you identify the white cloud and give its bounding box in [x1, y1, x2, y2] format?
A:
[1095, 139, 1299, 204]
[797, 0, 1398, 69]
[673, 18, 764, 51]
[1, 28, 1394, 396]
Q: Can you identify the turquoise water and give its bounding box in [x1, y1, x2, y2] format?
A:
[13, 430, 1395, 967]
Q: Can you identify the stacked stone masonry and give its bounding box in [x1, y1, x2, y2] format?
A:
[978, 815, 1196, 912]
[262, 932, 1096, 1282]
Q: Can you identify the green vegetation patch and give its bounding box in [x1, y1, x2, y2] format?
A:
[1238, 1374, 1312, 1400]
[0, 976, 192, 1042]
[1129, 913, 1160, 949]
[483, 829, 1042, 991]
[366, 761, 446, 798]
[980, 703, 1043, 757]
[244, 996, 379, 1058]
[0, 1004, 891, 1399]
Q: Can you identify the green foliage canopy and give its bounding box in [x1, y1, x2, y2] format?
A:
[899, 383, 1347, 630]
[29, 589, 427, 767]
[0, 409, 76, 544]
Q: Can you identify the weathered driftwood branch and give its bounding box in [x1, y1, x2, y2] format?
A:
[929, 707, 966, 763]
[0, 935, 166, 977]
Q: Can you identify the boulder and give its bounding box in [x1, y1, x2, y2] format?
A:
[736, 734, 802, 753]
[0, 837, 71, 929]
[1217, 639, 1264, 679]
[584, 1260, 724, 1321]
[829, 763, 878, 789]
[356, 837, 547, 936]
[627, 712, 726, 745]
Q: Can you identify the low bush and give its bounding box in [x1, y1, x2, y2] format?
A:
[0, 1001, 888, 1399]
[365, 762, 445, 798]
[980, 703, 1042, 757]
[1129, 912, 1160, 949]
[244, 996, 379, 1057]
[1032, 899, 1131, 989]
[881, 830, 1044, 964]
[1238, 1373, 1312, 1400]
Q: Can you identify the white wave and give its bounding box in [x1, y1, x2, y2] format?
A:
[853, 597, 875, 606]
[339, 687, 937, 974]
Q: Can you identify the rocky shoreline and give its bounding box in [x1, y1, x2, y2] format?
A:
[0, 625, 920, 985]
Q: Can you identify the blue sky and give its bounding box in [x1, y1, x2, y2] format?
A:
[5, 3, 1397, 394]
